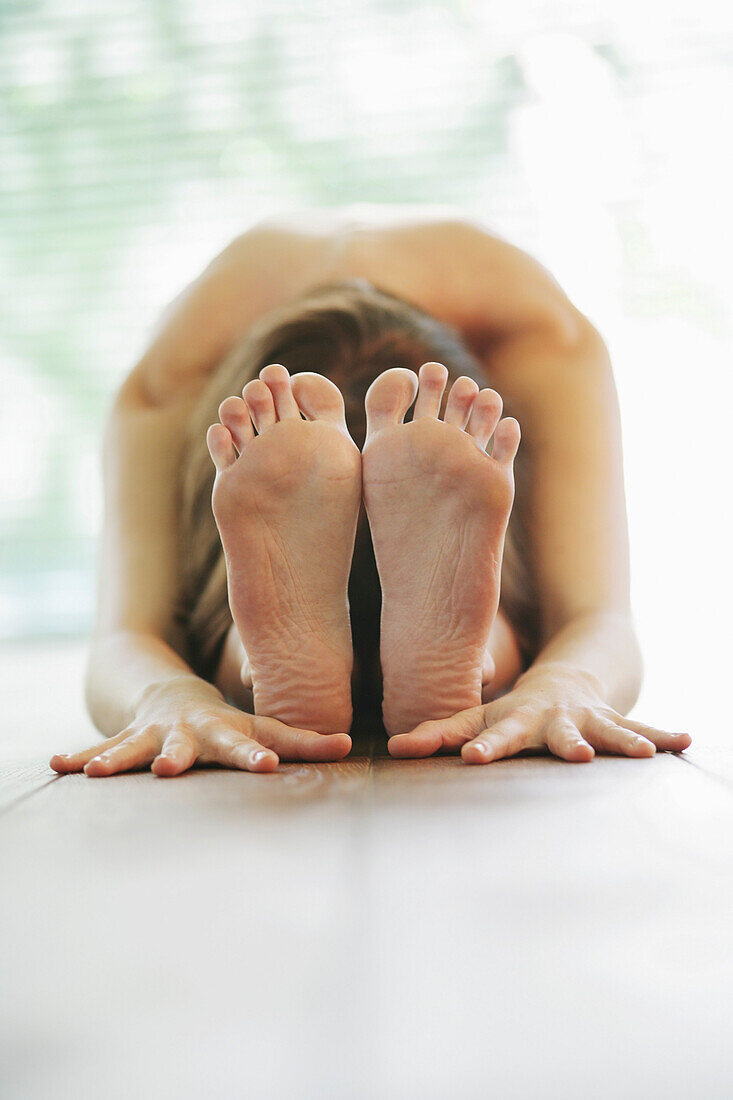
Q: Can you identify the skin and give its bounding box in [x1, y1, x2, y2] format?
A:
[50, 205, 690, 777]
[208, 360, 521, 742]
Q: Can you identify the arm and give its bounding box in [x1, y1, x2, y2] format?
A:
[52, 229, 350, 776]
[402, 222, 691, 760]
[451, 220, 639, 697]
[487, 317, 640, 712]
[84, 376, 216, 736]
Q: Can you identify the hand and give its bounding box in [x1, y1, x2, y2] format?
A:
[50, 678, 352, 777]
[387, 664, 691, 763]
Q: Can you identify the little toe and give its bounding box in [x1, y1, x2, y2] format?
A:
[443, 376, 480, 429]
[218, 396, 255, 453]
[259, 363, 301, 421]
[412, 362, 449, 420]
[467, 389, 503, 451]
[207, 423, 238, 472]
[242, 378, 277, 433]
[491, 417, 521, 464]
[290, 372, 349, 430]
[364, 368, 419, 440]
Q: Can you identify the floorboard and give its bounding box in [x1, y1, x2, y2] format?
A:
[366, 752, 733, 1099]
[1, 641, 731, 1099]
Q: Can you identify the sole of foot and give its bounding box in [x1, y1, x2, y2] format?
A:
[362, 362, 520, 743]
[207, 363, 361, 741]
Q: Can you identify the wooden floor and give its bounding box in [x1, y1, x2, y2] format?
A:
[1, 642, 732, 1100]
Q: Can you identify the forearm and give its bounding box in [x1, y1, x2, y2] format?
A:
[519, 610, 642, 714]
[484, 316, 639, 715]
[85, 628, 223, 737]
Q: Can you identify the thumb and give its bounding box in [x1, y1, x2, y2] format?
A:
[388, 703, 489, 758]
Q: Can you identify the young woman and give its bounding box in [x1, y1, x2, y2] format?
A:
[50, 209, 690, 777]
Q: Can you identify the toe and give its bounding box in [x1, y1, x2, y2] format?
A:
[364, 368, 419, 440]
[242, 378, 277, 433]
[218, 396, 255, 454]
[290, 372, 349, 430]
[207, 423, 238, 471]
[443, 376, 480, 429]
[412, 362, 449, 420]
[467, 389, 503, 451]
[491, 417, 521, 464]
[259, 363, 301, 421]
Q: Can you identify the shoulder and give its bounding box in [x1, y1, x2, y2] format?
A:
[125, 222, 343, 406]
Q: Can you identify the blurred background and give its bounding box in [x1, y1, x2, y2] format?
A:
[1, 0, 731, 732]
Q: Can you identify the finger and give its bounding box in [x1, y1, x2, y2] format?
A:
[491, 417, 521, 465]
[152, 729, 198, 777]
[218, 397, 255, 454]
[461, 710, 539, 764]
[206, 423, 238, 471]
[84, 730, 161, 776]
[443, 376, 479, 429]
[388, 721, 445, 758]
[50, 731, 131, 773]
[466, 389, 503, 451]
[207, 730, 279, 773]
[616, 716, 692, 752]
[583, 719, 656, 758]
[412, 362, 449, 420]
[253, 716, 352, 762]
[259, 363, 301, 421]
[542, 713, 595, 762]
[388, 704, 489, 758]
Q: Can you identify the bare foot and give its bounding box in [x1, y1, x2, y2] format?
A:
[207, 364, 361, 734]
[362, 363, 520, 739]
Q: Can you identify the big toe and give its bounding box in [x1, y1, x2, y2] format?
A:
[290, 372, 349, 431]
[364, 368, 419, 439]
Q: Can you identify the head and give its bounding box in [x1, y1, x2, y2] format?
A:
[177, 279, 538, 687]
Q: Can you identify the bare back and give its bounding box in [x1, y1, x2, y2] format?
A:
[71, 203, 660, 773]
[129, 206, 578, 407]
[104, 207, 628, 698]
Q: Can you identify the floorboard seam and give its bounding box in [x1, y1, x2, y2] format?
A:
[671, 750, 733, 793]
[0, 772, 63, 818]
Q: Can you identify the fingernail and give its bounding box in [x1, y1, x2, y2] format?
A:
[252, 750, 268, 763]
[472, 743, 487, 756]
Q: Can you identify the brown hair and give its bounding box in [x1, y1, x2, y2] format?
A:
[176, 278, 540, 688]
